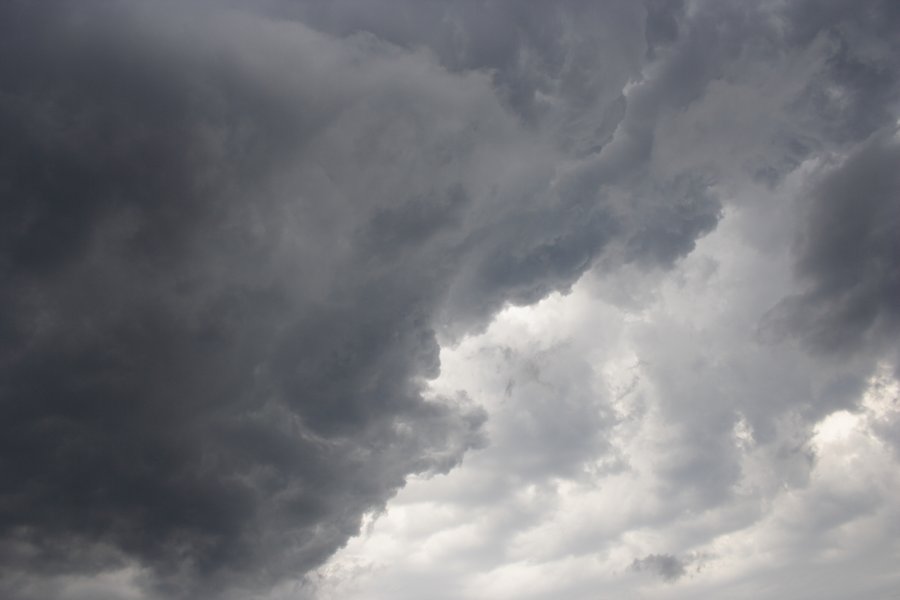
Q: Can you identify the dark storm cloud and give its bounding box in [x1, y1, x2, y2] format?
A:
[0, 3, 491, 597]
[294, 1, 900, 598]
[0, 1, 722, 598]
[764, 130, 900, 360]
[6, 0, 895, 597]
[785, 0, 900, 144]
[275, 0, 646, 148]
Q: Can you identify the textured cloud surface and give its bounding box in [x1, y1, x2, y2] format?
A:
[1, 1, 898, 599]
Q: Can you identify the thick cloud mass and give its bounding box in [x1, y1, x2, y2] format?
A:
[1, 1, 898, 599]
[0, 1, 713, 597]
[766, 132, 900, 358]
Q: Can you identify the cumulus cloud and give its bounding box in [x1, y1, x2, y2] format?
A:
[314, 198, 900, 600]
[0, 1, 723, 597]
[0, 1, 898, 599]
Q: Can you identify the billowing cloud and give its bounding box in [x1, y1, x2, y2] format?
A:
[0, 1, 897, 599]
[764, 131, 900, 360]
[0, 1, 720, 598]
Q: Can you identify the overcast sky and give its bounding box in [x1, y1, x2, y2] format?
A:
[1, 1, 898, 599]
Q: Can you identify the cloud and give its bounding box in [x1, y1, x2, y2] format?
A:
[304, 3, 900, 598]
[314, 199, 900, 600]
[631, 553, 687, 582]
[1, 1, 898, 598]
[763, 130, 900, 359]
[0, 1, 725, 598]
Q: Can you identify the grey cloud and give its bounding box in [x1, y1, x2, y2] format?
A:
[644, 0, 685, 59]
[277, 0, 646, 152]
[478, 341, 615, 483]
[764, 130, 900, 360]
[631, 553, 687, 582]
[4, 0, 895, 598]
[0, 4, 495, 598]
[786, 0, 900, 141]
[299, 1, 900, 599]
[0, 1, 720, 598]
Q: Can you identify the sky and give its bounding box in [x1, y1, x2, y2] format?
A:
[0, 1, 898, 599]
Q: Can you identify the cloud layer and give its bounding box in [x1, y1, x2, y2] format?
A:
[0, 1, 898, 599]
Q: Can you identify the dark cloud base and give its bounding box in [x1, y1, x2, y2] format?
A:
[764, 131, 900, 363]
[0, 0, 897, 598]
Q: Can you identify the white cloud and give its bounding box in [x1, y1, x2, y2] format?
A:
[313, 187, 900, 598]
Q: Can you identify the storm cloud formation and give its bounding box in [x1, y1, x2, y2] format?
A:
[766, 132, 900, 358]
[1, 1, 898, 599]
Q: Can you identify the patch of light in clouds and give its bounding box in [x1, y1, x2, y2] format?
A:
[313, 200, 900, 599]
